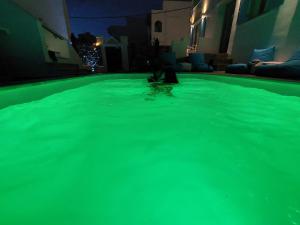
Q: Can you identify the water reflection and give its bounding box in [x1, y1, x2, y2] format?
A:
[145, 83, 175, 100]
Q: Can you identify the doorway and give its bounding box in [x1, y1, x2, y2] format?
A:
[106, 47, 122, 72]
[219, 0, 236, 53]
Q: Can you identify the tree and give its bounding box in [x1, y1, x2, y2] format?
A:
[77, 32, 97, 46]
[74, 33, 102, 72]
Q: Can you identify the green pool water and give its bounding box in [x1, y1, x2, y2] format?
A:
[0, 75, 300, 225]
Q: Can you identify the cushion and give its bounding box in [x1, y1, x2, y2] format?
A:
[277, 60, 300, 79]
[254, 64, 278, 77]
[251, 46, 275, 62]
[177, 62, 192, 72]
[189, 53, 205, 65]
[226, 63, 249, 74]
[188, 53, 213, 72]
[160, 52, 176, 66]
[255, 60, 300, 79]
[192, 63, 214, 72]
[164, 64, 182, 72]
[287, 50, 300, 61]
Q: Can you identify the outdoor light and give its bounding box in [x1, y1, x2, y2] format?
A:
[93, 37, 103, 48]
[95, 41, 102, 47]
[190, 14, 195, 24]
[201, 15, 207, 19]
[202, 0, 209, 14]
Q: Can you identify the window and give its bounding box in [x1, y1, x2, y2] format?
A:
[199, 16, 207, 38]
[154, 21, 162, 32]
[190, 27, 195, 46]
[190, 16, 207, 47]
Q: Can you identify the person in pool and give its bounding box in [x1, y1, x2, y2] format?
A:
[146, 63, 178, 99]
[148, 57, 179, 84]
[148, 39, 179, 84]
[163, 67, 179, 84]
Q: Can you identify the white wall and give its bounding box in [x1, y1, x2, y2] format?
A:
[0, 0, 47, 77]
[13, 0, 70, 39]
[151, 1, 192, 46]
[190, 0, 233, 54]
[41, 27, 83, 66]
[12, 0, 83, 66]
[43, 27, 70, 60]
[232, 0, 300, 62]
[171, 37, 190, 58]
[196, 3, 226, 54]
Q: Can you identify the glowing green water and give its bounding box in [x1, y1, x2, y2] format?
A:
[0, 78, 300, 225]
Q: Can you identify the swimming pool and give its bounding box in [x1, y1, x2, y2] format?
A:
[0, 74, 300, 225]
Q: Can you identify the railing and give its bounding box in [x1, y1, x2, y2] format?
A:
[186, 45, 202, 55]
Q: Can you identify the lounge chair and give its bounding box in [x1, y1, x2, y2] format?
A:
[254, 50, 300, 80]
[189, 53, 214, 72]
[226, 46, 275, 74]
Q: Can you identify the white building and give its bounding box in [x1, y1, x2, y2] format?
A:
[151, 0, 193, 47]
[13, 0, 81, 66]
[232, 0, 300, 62]
[189, 0, 300, 63]
[188, 0, 240, 55]
[0, 0, 82, 81]
[13, 0, 71, 39]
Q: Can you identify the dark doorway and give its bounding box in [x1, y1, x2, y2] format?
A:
[154, 21, 162, 33]
[219, 0, 236, 53]
[106, 47, 122, 72]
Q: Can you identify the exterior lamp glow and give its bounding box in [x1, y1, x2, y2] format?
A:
[202, 0, 209, 14]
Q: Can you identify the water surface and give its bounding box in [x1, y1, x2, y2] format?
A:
[0, 78, 300, 225]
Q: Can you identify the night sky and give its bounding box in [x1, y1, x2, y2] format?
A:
[66, 0, 163, 38]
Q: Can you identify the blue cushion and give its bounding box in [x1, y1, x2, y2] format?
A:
[251, 46, 275, 62]
[188, 53, 213, 72]
[192, 63, 214, 72]
[226, 63, 249, 74]
[254, 64, 278, 76]
[160, 52, 176, 65]
[177, 62, 192, 72]
[278, 60, 300, 79]
[189, 53, 205, 65]
[164, 64, 183, 72]
[287, 50, 300, 61]
[255, 60, 300, 79]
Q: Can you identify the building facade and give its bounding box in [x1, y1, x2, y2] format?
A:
[151, 0, 193, 47]
[232, 0, 300, 62]
[0, 0, 82, 82]
[13, 0, 71, 39]
[108, 16, 150, 71]
[189, 0, 300, 63]
[189, 0, 240, 55]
